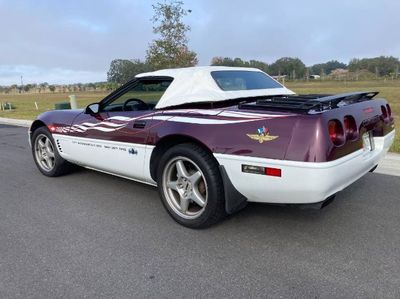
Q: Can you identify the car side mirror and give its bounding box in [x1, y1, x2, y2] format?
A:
[85, 103, 100, 115]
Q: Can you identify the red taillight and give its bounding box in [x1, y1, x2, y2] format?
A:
[386, 104, 392, 118]
[343, 115, 358, 141]
[381, 105, 388, 119]
[242, 165, 282, 177]
[265, 167, 281, 177]
[363, 107, 374, 114]
[328, 119, 345, 146]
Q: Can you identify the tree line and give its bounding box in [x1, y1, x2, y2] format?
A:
[107, 55, 400, 84]
[3, 54, 398, 94]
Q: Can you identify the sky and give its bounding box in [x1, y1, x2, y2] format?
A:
[0, 0, 399, 85]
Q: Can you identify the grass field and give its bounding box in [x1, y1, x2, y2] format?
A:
[0, 80, 398, 152]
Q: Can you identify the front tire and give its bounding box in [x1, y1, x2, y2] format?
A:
[31, 127, 73, 177]
[157, 143, 226, 228]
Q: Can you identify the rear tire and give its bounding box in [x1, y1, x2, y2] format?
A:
[31, 127, 73, 177]
[157, 143, 226, 228]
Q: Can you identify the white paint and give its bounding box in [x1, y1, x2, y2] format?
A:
[162, 109, 292, 119]
[84, 166, 157, 187]
[107, 113, 156, 122]
[136, 66, 295, 109]
[53, 134, 155, 183]
[58, 108, 292, 135]
[143, 115, 269, 125]
[218, 111, 293, 119]
[214, 130, 395, 204]
[61, 120, 129, 133]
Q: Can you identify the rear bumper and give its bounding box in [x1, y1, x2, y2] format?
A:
[214, 130, 395, 204]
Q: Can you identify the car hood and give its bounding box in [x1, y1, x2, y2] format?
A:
[36, 109, 84, 127]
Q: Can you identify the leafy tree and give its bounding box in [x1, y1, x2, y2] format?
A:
[268, 57, 306, 79]
[87, 83, 96, 90]
[348, 56, 400, 76]
[211, 57, 269, 72]
[211, 57, 234, 66]
[107, 59, 153, 84]
[23, 84, 33, 92]
[48, 85, 56, 92]
[248, 60, 269, 73]
[146, 1, 198, 69]
[311, 60, 347, 75]
[106, 82, 119, 91]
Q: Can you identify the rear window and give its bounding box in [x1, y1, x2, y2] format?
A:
[211, 71, 282, 91]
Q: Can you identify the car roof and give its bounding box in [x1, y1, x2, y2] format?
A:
[136, 66, 294, 109]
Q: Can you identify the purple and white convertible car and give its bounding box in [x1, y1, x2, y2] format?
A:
[30, 66, 395, 228]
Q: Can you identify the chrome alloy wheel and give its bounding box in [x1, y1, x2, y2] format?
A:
[162, 156, 208, 219]
[34, 134, 56, 172]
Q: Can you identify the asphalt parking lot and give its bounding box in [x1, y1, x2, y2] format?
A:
[1, 124, 399, 298]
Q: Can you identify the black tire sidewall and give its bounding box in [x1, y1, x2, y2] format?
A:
[31, 127, 66, 177]
[156, 143, 225, 228]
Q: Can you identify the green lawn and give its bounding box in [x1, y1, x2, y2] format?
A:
[0, 91, 109, 120]
[0, 80, 398, 152]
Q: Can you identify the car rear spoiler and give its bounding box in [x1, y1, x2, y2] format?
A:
[238, 91, 379, 113]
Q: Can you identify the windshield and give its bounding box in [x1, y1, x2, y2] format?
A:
[102, 79, 172, 112]
[211, 71, 282, 91]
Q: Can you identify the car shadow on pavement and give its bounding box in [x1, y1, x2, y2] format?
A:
[59, 166, 400, 234]
[218, 172, 400, 232]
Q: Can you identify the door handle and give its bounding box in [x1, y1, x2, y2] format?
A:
[133, 120, 146, 129]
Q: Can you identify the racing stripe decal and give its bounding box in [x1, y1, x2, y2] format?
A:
[59, 109, 292, 133]
[143, 115, 270, 124]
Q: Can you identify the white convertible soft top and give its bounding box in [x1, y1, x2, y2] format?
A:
[136, 66, 295, 109]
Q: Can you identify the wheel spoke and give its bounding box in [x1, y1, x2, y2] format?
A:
[38, 139, 45, 148]
[167, 180, 178, 191]
[44, 156, 54, 168]
[190, 188, 206, 207]
[175, 160, 189, 178]
[180, 197, 190, 213]
[188, 171, 202, 185]
[47, 149, 55, 158]
[45, 138, 53, 154]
